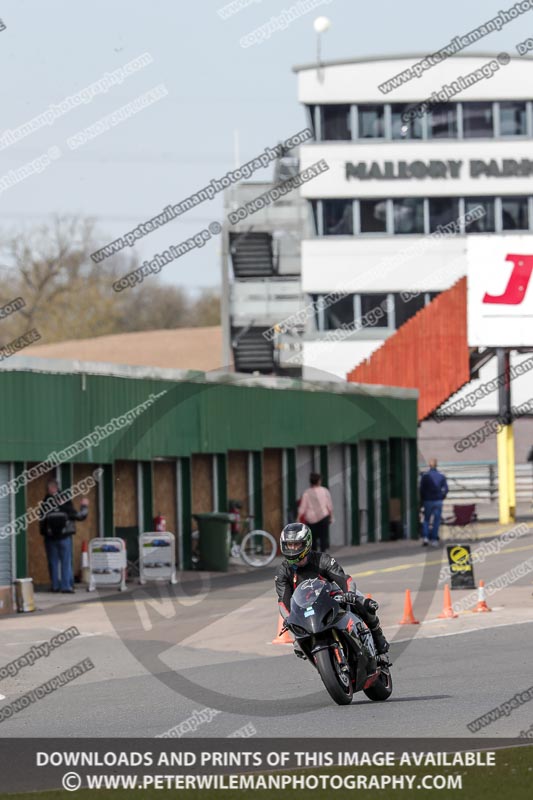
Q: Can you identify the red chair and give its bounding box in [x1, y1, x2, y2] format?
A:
[444, 504, 478, 540]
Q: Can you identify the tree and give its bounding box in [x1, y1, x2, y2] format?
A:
[0, 216, 220, 346]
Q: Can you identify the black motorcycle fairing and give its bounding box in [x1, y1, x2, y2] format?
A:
[286, 577, 376, 689]
[288, 577, 347, 635]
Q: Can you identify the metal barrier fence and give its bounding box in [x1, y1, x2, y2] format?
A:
[419, 461, 533, 519]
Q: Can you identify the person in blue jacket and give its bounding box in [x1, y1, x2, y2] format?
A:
[420, 459, 448, 547]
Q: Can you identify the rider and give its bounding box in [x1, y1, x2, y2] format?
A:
[274, 522, 390, 656]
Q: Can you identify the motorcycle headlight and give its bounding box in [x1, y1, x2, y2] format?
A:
[290, 624, 308, 637]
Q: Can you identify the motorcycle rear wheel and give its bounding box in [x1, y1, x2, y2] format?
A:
[363, 667, 393, 701]
[315, 648, 353, 705]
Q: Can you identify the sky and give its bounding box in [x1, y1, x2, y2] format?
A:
[0, 0, 529, 291]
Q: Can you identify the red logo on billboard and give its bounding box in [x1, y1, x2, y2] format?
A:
[482, 254, 533, 305]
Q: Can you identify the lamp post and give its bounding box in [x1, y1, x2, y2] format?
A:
[314, 16, 331, 81]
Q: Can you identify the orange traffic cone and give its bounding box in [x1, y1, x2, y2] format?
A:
[80, 541, 90, 584]
[438, 585, 458, 619]
[365, 593, 373, 599]
[474, 580, 492, 613]
[272, 615, 292, 645]
[398, 589, 420, 624]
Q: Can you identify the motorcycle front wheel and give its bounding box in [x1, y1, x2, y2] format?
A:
[315, 648, 353, 705]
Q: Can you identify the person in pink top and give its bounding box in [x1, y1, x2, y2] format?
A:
[298, 472, 334, 552]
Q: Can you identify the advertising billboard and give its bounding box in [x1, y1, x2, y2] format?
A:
[467, 235, 533, 347]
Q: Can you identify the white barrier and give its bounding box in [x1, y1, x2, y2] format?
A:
[88, 538, 127, 592]
[139, 532, 177, 585]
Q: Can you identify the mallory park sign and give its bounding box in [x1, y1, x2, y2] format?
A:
[345, 159, 533, 180]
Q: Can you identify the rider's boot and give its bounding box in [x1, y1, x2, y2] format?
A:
[369, 622, 390, 655]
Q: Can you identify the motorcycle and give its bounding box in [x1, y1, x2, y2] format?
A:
[282, 577, 393, 706]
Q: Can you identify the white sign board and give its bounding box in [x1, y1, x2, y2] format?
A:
[467, 235, 533, 347]
[139, 532, 177, 585]
[88, 538, 127, 592]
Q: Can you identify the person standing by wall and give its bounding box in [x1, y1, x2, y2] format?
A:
[298, 472, 334, 552]
[420, 459, 448, 547]
[39, 479, 89, 593]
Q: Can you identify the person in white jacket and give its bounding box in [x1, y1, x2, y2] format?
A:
[298, 472, 334, 552]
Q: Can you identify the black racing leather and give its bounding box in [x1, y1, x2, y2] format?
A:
[274, 550, 352, 611]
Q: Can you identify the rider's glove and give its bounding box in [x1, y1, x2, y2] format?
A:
[343, 591, 359, 606]
[364, 597, 379, 614]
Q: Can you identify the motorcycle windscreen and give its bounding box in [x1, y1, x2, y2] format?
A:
[289, 577, 342, 633]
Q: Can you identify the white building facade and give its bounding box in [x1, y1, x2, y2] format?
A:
[294, 54, 533, 418]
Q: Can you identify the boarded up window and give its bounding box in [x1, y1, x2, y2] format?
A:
[153, 461, 177, 534]
[27, 464, 58, 586]
[114, 460, 137, 528]
[227, 451, 249, 518]
[191, 455, 213, 515]
[263, 449, 283, 541]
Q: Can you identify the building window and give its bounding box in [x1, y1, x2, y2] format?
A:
[305, 105, 317, 139]
[499, 102, 527, 136]
[310, 200, 320, 235]
[392, 198, 425, 234]
[463, 102, 494, 138]
[394, 291, 426, 328]
[312, 196, 533, 237]
[359, 294, 390, 328]
[358, 105, 385, 138]
[391, 104, 423, 139]
[428, 197, 460, 232]
[324, 294, 354, 330]
[322, 199, 353, 235]
[501, 197, 529, 230]
[465, 198, 495, 232]
[359, 200, 387, 233]
[321, 104, 352, 140]
[428, 103, 458, 138]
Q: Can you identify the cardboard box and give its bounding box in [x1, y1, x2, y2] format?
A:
[0, 585, 13, 615]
